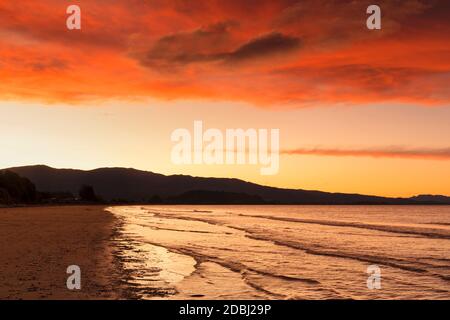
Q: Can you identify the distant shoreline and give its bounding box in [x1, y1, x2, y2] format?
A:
[2, 203, 450, 209]
[3, 165, 449, 206]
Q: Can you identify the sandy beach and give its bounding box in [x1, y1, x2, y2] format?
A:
[0, 206, 127, 299]
[1, 205, 449, 300]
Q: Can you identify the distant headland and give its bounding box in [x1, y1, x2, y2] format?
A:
[1, 165, 449, 205]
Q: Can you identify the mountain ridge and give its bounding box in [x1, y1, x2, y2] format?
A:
[5, 165, 450, 205]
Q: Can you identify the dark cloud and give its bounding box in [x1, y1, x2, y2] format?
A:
[142, 21, 236, 69]
[142, 30, 301, 70]
[225, 32, 301, 63]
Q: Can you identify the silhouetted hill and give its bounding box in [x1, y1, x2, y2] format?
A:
[6, 165, 450, 205]
[409, 195, 450, 204]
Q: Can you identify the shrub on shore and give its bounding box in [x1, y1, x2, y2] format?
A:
[0, 170, 37, 204]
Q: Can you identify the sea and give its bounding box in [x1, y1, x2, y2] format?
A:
[107, 205, 450, 299]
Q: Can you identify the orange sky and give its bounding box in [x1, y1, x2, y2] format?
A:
[0, 0, 449, 196]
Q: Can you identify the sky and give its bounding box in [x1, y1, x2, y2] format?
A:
[0, 0, 449, 197]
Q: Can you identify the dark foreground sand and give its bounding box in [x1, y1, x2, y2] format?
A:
[0, 206, 127, 299]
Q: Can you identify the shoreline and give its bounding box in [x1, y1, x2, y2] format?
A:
[0, 205, 130, 299]
[1, 205, 449, 299]
[3, 202, 450, 207]
[107, 205, 450, 300]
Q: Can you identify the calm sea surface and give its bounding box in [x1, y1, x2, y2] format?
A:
[108, 205, 450, 299]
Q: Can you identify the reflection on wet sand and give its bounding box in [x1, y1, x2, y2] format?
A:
[107, 205, 450, 300]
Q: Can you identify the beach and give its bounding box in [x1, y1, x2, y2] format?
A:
[0, 206, 126, 299]
[0, 205, 449, 300]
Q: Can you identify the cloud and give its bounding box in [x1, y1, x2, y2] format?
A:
[0, 0, 449, 106]
[142, 28, 301, 70]
[30, 58, 69, 72]
[282, 147, 450, 160]
[141, 21, 237, 69]
[224, 32, 301, 63]
[269, 64, 450, 105]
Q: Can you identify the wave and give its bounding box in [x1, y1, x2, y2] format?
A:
[237, 214, 450, 240]
[109, 206, 450, 299]
[151, 210, 450, 283]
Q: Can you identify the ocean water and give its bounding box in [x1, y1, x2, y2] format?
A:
[107, 205, 450, 300]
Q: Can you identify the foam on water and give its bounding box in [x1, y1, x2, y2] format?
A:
[107, 205, 450, 299]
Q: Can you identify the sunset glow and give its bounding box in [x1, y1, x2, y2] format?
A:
[1, 0, 449, 196]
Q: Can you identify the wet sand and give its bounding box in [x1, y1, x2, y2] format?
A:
[0, 206, 127, 299]
[3, 205, 448, 300]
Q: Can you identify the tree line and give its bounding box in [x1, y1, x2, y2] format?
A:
[0, 170, 100, 205]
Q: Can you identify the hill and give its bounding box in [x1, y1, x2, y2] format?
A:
[6, 165, 450, 205]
